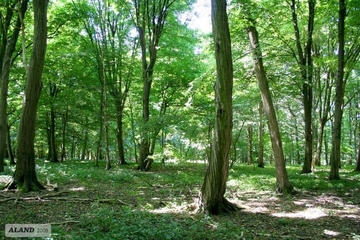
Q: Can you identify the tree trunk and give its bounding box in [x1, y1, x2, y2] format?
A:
[199, 0, 238, 215]
[134, 0, 174, 170]
[0, 0, 29, 172]
[258, 101, 264, 167]
[289, 0, 315, 174]
[247, 24, 294, 194]
[7, 125, 15, 165]
[355, 137, 360, 172]
[329, 0, 346, 180]
[7, 0, 48, 192]
[60, 106, 68, 162]
[48, 107, 58, 162]
[247, 125, 253, 165]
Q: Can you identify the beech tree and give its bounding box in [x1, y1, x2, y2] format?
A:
[199, 0, 237, 215]
[6, 0, 48, 192]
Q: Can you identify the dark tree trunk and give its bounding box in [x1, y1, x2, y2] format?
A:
[0, 0, 29, 172]
[134, 0, 174, 170]
[329, 0, 346, 180]
[247, 24, 294, 194]
[199, 0, 238, 215]
[258, 101, 264, 168]
[289, 0, 315, 174]
[7, 0, 48, 192]
[247, 125, 253, 165]
[60, 106, 68, 161]
[7, 125, 15, 165]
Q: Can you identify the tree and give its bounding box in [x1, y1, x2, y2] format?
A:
[329, 0, 346, 180]
[199, 0, 238, 215]
[6, 0, 48, 192]
[0, 0, 29, 171]
[247, 23, 294, 194]
[133, 0, 175, 170]
[289, 0, 316, 174]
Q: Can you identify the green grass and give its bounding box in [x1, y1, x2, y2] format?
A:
[1, 159, 360, 239]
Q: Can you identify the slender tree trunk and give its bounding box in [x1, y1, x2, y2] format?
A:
[355, 134, 360, 172]
[48, 107, 58, 162]
[7, 125, 15, 165]
[247, 125, 253, 165]
[60, 106, 68, 162]
[199, 0, 238, 215]
[134, 0, 174, 170]
[258, 101, 264, 167]
[115, 104, 126, 165]
[247, 24, 294, 194]
[0, 0, 29, 172]
[290, 0, 316, 174]
[7, 0, 48, 192]
[329, 0, 346, 180]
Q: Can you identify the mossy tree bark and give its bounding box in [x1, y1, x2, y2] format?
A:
[7, 0, 48, 192]
[199, 0, 238, 215]
[247, 24, 294, 194]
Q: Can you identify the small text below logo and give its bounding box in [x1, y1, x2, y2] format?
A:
[5, 224, 51, 237]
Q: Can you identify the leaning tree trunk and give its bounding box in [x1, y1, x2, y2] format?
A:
[199, 0, 238, 215]
[329, 0, 346, 180]
[7, 0, 48, 192]
[247, 24, 294, 194]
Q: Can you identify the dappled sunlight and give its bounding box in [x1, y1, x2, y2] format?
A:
[324, 229, 341, 237]
[272, 207, 328, 219]
[70, 186, 85, 191]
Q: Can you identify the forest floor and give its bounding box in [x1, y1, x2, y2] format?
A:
[0, 160, 360, 239]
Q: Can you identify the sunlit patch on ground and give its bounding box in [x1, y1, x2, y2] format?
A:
[324, 229, 341, 236]
[272, 207, 328, 219]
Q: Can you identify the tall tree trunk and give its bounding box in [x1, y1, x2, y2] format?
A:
[247, 125, 253, 165]
[7, 0, 48, 192]
[258, 101, 264, 168]
[290, 0, 316, 174]
[115, 104, 126, 165]
[134, 0, 174, 170]
[199, 0, 238, 215]
[247, 24, 294, 194]
[7, 125, 15, 165]
[329, 0, 346, 180]
[60, 106, 68, 162]
[0, 0, 29, 172]
[48, 107, 58, 162]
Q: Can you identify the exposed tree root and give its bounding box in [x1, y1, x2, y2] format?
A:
[198, 197, 241, 215]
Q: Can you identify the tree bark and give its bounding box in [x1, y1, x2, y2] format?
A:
[247, 24, 294, 194]
[199, 0, 237, 215]
[0, 0, 29, 172]
[258, 101, 264, 167]
[134, 0, 175, 170]
[329, 0, 346, 180]
[289, 0, 316, 174]
[7, 0, 48, 192]
[247, 125, 253, 165]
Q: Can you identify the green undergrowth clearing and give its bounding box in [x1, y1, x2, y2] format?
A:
[1, 159, 360, 239]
